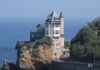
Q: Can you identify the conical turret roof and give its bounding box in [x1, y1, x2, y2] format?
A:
[60, 12, 64, 18]
[50, 11, 58, 17]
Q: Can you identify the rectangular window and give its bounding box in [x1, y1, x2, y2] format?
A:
[56, 43, 60, 46]
[54, 24, 60, 27]
[53, 37, 59, 39]
[54, 30, 59, 34]
[32, 34, 34, 38]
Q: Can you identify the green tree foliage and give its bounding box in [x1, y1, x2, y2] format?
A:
[34, 36, 52, 47]
[40, 36, 52, 44]
[70, 18, 100, 59]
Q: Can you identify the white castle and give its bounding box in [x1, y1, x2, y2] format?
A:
[45, 11, 65, 59]
[30, 11, 66, 59]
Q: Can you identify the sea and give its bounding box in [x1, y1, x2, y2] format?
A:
[0, 17, 93, 67]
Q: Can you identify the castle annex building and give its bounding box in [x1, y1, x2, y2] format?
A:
[30, 11, 66, 59]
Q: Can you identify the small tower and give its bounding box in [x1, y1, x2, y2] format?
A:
[59, 12, 64, 54]
[45, 11, 65, 59]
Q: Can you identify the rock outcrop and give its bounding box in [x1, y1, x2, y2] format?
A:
[33, 43, 53, 63]
[32, 42, 53, 70]
[15, 40, 53, 70]
[16, 41, 34, 70]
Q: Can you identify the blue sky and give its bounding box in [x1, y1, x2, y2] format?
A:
[0, 0, 100, 18]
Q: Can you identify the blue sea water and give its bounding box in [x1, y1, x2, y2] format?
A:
[0, 17, 92, 67]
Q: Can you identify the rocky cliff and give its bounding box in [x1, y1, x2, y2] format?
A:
[0, 38, 71, 70]
[16, 41, 34, 70]
[0, 29, 54, 70]
[1, 39, 53, 70]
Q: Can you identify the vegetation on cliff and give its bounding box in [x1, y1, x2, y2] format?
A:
[70, 18, 100, 60]
[34, 36, 52, 46]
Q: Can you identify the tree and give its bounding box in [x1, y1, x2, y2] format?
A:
[34, 36, 52, 47]
[70, 18, 100, 60]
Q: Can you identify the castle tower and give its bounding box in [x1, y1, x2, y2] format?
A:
[45, 11, 64, 59]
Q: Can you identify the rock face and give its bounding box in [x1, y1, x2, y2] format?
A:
[16, 41, 34, 70]
[33, 43, 53, 63]
[15, 41, 53, 70]
[32, 43, 53, 70]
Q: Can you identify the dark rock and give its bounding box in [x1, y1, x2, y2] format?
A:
[1, 59, 17, 70]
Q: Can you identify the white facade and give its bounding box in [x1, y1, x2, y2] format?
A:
[45, 11, 65, 59]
